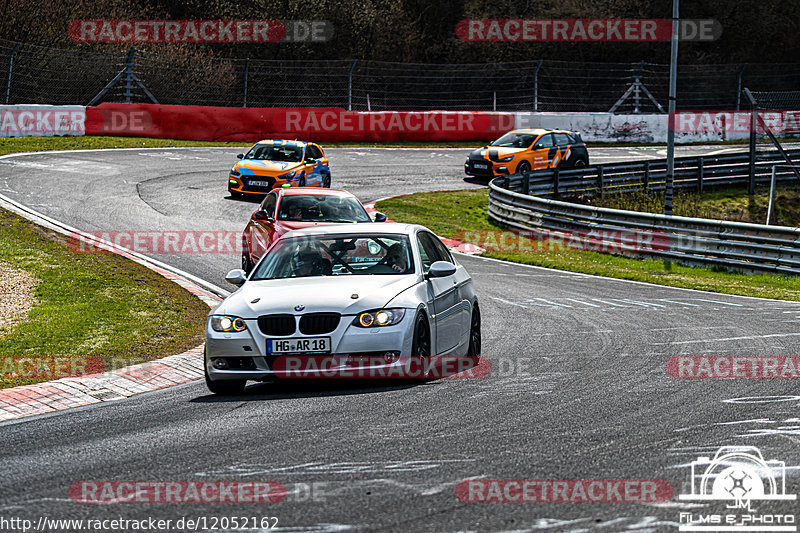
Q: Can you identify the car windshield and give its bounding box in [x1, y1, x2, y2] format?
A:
[251, 234, 414, 279]
[489, 132, 536, 148]
[244, 143, 304, 162]
[277, 195, 371, 223]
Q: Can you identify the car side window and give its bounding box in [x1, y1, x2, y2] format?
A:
[261, 193, 277, 217]
[417, 232, 451, 271]
[416, 234, 437, 272]
[534, 134, 554, 148]
[310, 145, 323, 159]
[428, 233, 453, 263]
[554, 133, 571, 146]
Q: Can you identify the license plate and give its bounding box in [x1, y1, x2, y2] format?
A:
[249, 180, 272, 187]
[267, 337, 331, 353]
[473, 163, 488, 169]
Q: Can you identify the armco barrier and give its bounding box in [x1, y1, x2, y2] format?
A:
[504, 149, 800, 198]
[488, 175, 800, 275]
[84, 103, 516, 142]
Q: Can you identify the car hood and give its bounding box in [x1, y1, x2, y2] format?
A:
[469, 147, 525, 161]
[276, 221, 362, 231]
[236, 160, 303, 174]
[215, 275, 420, 317]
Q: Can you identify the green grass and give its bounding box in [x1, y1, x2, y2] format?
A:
[0, 208, 209, 389]
[0, 136, 489, 157]
[376, 189, 800, 301]
[5, 135, 793, 159]
[591, 184, 800, 227]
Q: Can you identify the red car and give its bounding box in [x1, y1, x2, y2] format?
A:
[241, 187, 386, 273]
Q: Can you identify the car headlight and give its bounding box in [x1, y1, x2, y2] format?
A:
[210, 315, 248, 332]
[278, 170, 297, 179]
[230, 168, 241, 177]
[497, 155, 514, 162]
[353, 308, 406, 328]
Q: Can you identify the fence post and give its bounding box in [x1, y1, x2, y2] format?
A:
[735, 63, 747, 111]
[521, 172, 530, 195]
[4, 42, 20, 104]
[243, 58, 250, 107]
[634, 61, 644, 113]
[533, 59, 543, 111]
[697, 157, 704, 192]
[552, 168, 560, 199]
[596, 166, 604, 196]
[347, 59, 357, 111]
[643, 161, 650, 191]
[123, 46, 136, 103]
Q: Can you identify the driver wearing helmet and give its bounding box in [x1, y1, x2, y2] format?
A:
[293, 247, 331, 277]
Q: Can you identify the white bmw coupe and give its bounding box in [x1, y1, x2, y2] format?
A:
[204, 223, 481, 394]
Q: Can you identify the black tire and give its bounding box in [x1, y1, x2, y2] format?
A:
[571, 157, 588, 169]
[411, 313, 434, 379]
[204, 360, 246, 395]
[322, 173, 331, 188]
[298, 175, 306, 187]
[516, 161, 531, 174]
[229, 189, 243, 199]
[411, 313, 431, 358]
[467, 304, 481, 358]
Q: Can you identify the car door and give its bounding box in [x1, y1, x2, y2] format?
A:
[428, 234, 472, 347]
[529, 133, 555, 169]
[417, 231, 460, 355]
[552, 132, 572, 168]
[301, 144, 327, 187]
[250, 192, 278, 262]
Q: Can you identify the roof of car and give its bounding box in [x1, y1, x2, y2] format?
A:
[509, 128, 574, 135]
[283, 222, 420, 238]
[254, 139, 310, 147]
[278, 187, 356, 197]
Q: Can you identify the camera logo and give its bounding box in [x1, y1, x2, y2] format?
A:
[677, 446, 796, 532]
[679, 446, 795, 502]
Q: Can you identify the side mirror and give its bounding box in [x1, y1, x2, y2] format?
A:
[373, 212, 387, 222]
[236, 153, 244, 159]
[225, 269, 247, 287]
[427, 261, 456, 278]
[253, 209, 272, 222]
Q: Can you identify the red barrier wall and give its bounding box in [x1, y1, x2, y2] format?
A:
[84, 103, 515, 142]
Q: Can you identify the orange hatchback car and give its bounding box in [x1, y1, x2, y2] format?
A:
[465, 129, 589, 178]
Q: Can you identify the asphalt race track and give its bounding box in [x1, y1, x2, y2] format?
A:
[1, 146, 799, 532]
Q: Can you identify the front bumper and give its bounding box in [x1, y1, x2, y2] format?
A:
[465, 158, 507, 177]
[205, 311, 417, 381]
[228, 175, 281, 195]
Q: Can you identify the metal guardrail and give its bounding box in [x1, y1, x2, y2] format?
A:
[500, 149, 800, 199]
[488, 162, 800, 275]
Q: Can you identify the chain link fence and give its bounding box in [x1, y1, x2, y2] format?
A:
[3, 38, 800, 112]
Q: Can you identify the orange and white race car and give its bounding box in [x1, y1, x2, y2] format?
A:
[465, 129, 589, 178]
[228, 140, 331, 197]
